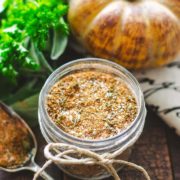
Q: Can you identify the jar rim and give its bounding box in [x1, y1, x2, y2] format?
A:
[39, 58, 145, 145]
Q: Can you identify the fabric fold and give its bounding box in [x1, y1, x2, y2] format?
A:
[135, 58, 180, 135]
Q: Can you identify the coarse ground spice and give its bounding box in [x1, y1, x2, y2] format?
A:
[46, 70, 138, 140]
[0, 106, 33, 168]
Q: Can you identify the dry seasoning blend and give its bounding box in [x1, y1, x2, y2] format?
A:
[0, 106, 33, 168]
[45, 70, 138, 178]
[46, 71, 137, 140]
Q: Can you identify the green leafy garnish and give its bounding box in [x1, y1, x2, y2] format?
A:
[0, 0, 68, 82]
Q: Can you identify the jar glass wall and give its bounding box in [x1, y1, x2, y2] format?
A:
[38, 58, 147, 179]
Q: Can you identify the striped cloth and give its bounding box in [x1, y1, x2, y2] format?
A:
[136, 57, 180, 135]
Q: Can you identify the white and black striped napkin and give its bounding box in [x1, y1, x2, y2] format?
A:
[136, 57, 180, 135]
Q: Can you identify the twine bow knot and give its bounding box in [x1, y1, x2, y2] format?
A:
[33, 143, 151, 180]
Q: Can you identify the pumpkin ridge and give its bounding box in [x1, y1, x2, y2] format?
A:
[83, 1, 127, 61]
[79, 0, 114, 38]
[111, 2, 126, 61]
[68, 0, 113, 39]
[118, 2, 152, 68]
[81, 0, 118, 39]
[146, 1, 180, 67]
[141, 2, 155, 68]
[156, 0, 180, 19]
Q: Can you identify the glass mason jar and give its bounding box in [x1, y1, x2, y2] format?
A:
[38, 58, 147, 180]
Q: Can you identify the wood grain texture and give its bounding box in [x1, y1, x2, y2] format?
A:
[119, 109, 173, 180]
[167, 127, 180, 180]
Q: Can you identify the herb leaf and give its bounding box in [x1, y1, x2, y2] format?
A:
[51, 25, 68, 60]
[0, 0, 68, 81]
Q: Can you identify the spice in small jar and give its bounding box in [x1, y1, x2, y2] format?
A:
[39, 58, 146, 180]
[46, 71, 137, 140]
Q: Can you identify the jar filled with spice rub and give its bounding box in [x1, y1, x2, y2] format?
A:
[38, 58, 147, 179]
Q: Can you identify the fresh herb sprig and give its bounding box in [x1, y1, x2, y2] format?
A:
[0, 0, 68, 82]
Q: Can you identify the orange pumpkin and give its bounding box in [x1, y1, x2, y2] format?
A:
[68, 0, 180, 69]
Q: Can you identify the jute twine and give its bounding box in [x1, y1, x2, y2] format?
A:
[33, 143, 150, 180]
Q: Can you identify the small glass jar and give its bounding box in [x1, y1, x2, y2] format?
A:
[38, 58, 146, 180]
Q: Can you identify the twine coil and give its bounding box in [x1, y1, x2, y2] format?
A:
[33, 143, 150, 180]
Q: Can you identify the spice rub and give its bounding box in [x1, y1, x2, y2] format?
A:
[0, 106, 33, 168]
[47, 71, 138, 140]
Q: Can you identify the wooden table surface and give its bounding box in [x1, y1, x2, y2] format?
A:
[0, 107, 180, 180]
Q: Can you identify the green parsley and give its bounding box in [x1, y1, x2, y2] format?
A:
[0, 0, 68, 82]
